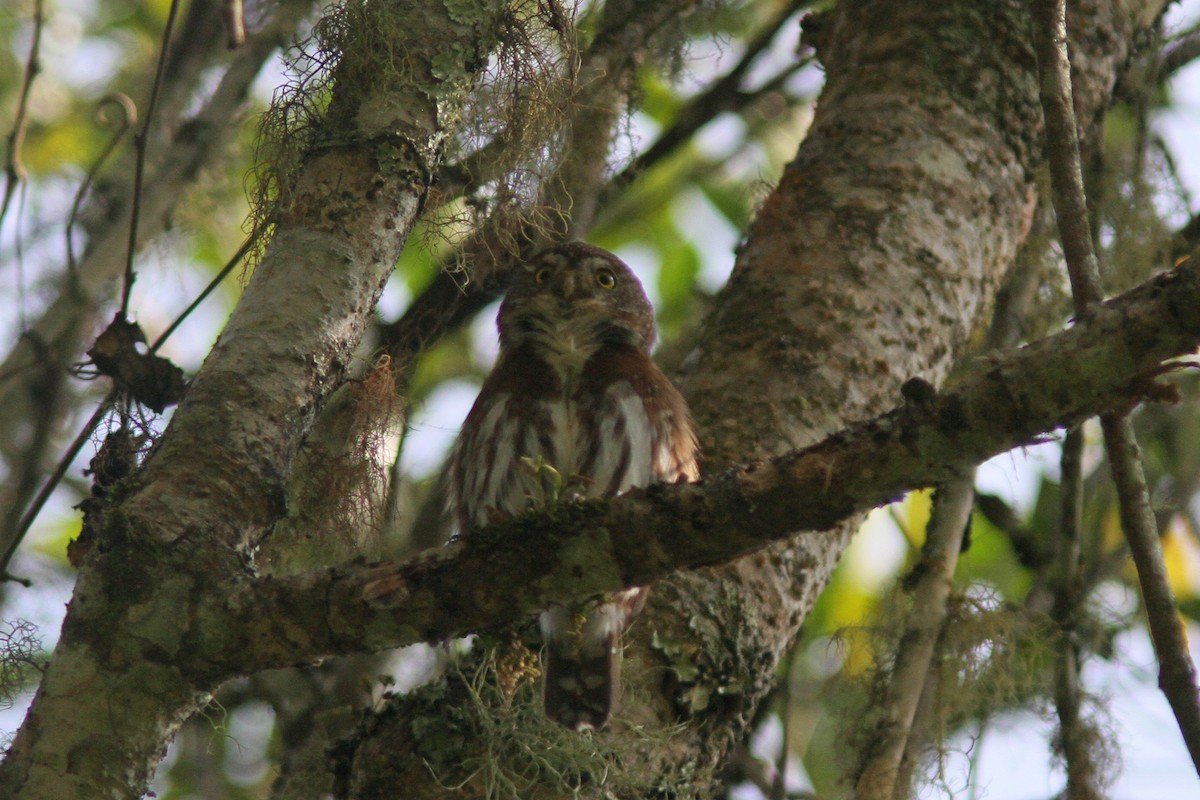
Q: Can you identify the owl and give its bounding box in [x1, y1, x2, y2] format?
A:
[449, 241, 699, 731]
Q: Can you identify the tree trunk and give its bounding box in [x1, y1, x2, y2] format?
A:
[0, 2, 507, 797]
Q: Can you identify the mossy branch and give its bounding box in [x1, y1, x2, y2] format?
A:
[1036, 0, 1200, 779]
[196, 254, 1200, 680]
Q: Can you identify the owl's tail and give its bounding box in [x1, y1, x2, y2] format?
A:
[542, 631, 619, 731]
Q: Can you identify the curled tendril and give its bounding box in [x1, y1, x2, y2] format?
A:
[93, 92, 138, 130]
[65, 92, 138, 275]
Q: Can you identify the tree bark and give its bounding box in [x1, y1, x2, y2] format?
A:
[167, 255, 1198, 678]
[0, 2, 507, 798]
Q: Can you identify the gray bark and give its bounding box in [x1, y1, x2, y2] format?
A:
[0, 1, 507, 797]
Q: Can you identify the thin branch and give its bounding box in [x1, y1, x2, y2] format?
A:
[1052, 425, 1102, 799]
[1099, 415, 1200, 768]
[0, 333, 65, 584]
[1035, 0, 1200, 778]
[1036, 0, 1103, 314]
[197, 256, 1200, 677]
[121, 0, 183, 316]
[853, 479, 973, 800]
[0, 390, 118, 583]
[0, 0, 42, 233]
[149, 233, 256, 353]
[66, 94, 138, 275]
[3, 0, 44, 332]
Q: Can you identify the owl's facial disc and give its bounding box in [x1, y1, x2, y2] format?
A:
[498, 243, 657, 354]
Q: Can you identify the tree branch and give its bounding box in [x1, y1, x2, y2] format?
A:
[853, 479, 974, 800]
[198, 255, 1200, 678]
[1099, 415, 1200, 771]
[0, 0, 317, 546]
[0, 2, 510, 796]
[1051, 425, 1103, 799]
[1035, 0, 1200, 777]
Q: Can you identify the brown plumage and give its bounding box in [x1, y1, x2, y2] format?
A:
[449, 241, 699, 730]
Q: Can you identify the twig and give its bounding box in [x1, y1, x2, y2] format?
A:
[66, 94, 138, 274]
[1035, 2, 1102, 314]
[0, 0, 42, 232]
[1052, 425, 1101, 799]
[149, 233, 256, 353]
[121, 0, 183, 316]
[0, 333, 61, 585]
[0, 390, 118, 583]
[1100, 415, 1200, 769]
[1035, 0, 1200, 778]
[3, 0, 44, 331]
[853, 479, 974, 800]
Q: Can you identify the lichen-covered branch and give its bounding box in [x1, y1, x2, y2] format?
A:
[0, 2, 508, 798]
[190, 255, 1200, 679]
[1035, 0, 1200, 778]
[852, 478, 974, 800]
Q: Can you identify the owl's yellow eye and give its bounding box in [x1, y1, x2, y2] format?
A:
[595, 268, 616, 289]
[534, 268, 552, 284]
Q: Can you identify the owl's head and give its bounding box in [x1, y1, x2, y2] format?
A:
[497, 242, 657, 353]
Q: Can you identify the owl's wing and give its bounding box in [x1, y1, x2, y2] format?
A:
[578, 346, 700, 489]
[449, 391, 541, 532]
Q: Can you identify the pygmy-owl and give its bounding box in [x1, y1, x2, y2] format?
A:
[449, 241, 699, 731]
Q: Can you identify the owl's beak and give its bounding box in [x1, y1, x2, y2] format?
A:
[558, 273, 578, 301]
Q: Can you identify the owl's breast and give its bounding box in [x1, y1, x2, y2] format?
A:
[451, 343, 676, 531]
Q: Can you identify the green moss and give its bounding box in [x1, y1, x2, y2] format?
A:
[396, 647, 700, 799]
